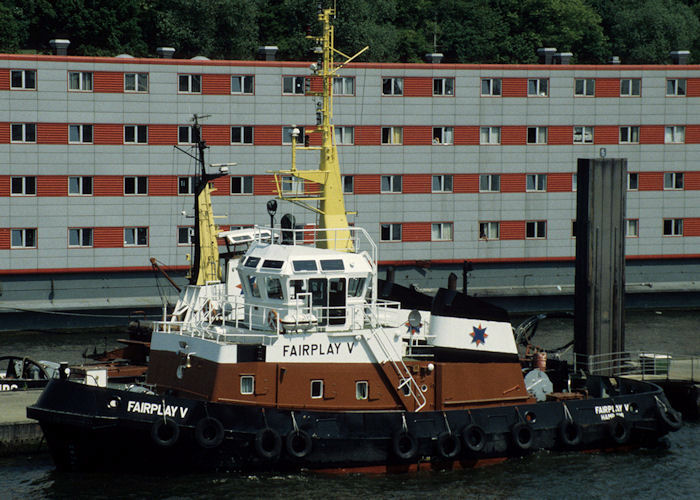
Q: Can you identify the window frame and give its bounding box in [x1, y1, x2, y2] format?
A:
[68, 124, 93, 144]
[380, 223, 402, 242]
[527, 126, 548, 144]
[282, 75, 306, 95]
[663, 172, 684, 190]
[178, 176, 194, 195]
[342, 175, 354, 194]
[10, 69, 36, 90]
[432, 126, 453, 145]
[178, 73, 202, 93]
[481, 78, 502, 96]
[619, 126, 640, 144]
[68, 176, 93, 196]
[432, 174, 453, 193]
[479, 221, 500, 240]
[310, 379, 324, 399]
[526, 174, 547, 192]
[625, 219, 639, 238]
[480, 126, 501, 145]
[663, 218, 683, 236]
[68, 71, 93, 92]
[231, 75, 254, 95]
[10, 123, 36, 143]
[382, 77, 403, 96]
[433, 77, 454, 96]
[665, 126, 685, 144]
[333, 76, 355, 96]
[231, 175, 254, 195]
[178, 126, 195, 145]
[527, 78, 549, 97]
[334, 126, 354, 145]
[10, 228, 37, 249]
[380, 175, 402, 193]
[240, 375, 255, 395]
[68, 227, 94, 248]
[574, 78, 595, 96]
[573, 126, 594, 144]
[479, 174, 500, 193]
[124, 227, 149, 247]
[282, 126, 304, 145]
[177, 226, 194, 246]
[355, 381, 369, 400]
[381, 126, 403, 145]
[124, 176, 148, 195]
[525, 220, 547, 239]
[620, 78, 641, 97]
[124, 125, 148, 144]
[666, 79, 686, 96]
[431, 222, 453, 241]
[10, 176, 36, 196]
[124, 72, 148, 92]
[231, 126, 254, 144]
[627, 172, 639, 191]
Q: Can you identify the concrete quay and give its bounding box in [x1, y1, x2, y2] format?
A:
[0, 390, 44, 456]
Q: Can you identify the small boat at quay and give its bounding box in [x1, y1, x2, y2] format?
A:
[27, 8, 681, 473]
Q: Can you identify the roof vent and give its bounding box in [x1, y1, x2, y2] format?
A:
[257, 46, 279, 61]
[116, 54, 134, 59]
[157, 47, 176, 59]
[537, 47, 556, 64]
[670, 50, 690, 65]
[49, 39, 70, 56]
[609, 56, 621, 64]
[424, 52, 443, 64]
[191, 55, 210, 61]
[555, 52, 572, 65]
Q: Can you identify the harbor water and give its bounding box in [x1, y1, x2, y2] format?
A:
[0, 309, 698, 499]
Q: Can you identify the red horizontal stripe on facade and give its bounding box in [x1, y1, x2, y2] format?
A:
[403, 174, 431, 194]
[0, 228, 9, 249]
[640, 125, 664, 144]
[37, 176, 65, 196]
[453, 173, 479, 193]
[639, 172, 663, 191]
[0, 177, 9, 197]
[201, 125, 230, 146]
[355, 126, 381, 146]
[93, 227, 123, 248]
[38, 123, 68, 144]
[403, 77, 432, 97]
[0, 69, 9, 90]
[402, 222, 431, 242]
[500, 220, 525, 240]
[685, 218, 700, 237]
[0, 264, 190, 275]
[547, 173, 573, 192]
[309, 76, 323, 93]
[202, 74, 230, 95]
[210, 176, 229, 195]
[0, 123, 8, 143]
[307, 130, 322, 146]
[595, 78, 619, 97]
[253, 175, 276, 196]
[501, 173, 525, 193]
[687, 79, 700, 97]
[404, 126, 432, 146]
[94, 123, 122, 145]
[502, 78, 527, 97]
[149, 176, 176, 196]
[148, 124, 177, 145]
[254, 125, 281, 146]
[501, 126, 526, 145]
[685, 125, 700, 144]
[93, 71, 123, 93]
[686, 172, 700, 190]
[354, 175, 380, 194]
[548, 126, 572, 145]
[454, 126, 479, 145]
[94, 176, 124, 196]
[594, 126, 618, 145]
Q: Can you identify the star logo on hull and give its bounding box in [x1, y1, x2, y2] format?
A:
[470, 324, 488, 346]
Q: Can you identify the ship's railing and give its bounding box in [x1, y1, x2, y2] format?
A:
[574, 350, 699, 383]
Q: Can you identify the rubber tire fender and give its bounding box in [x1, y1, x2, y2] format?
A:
[285, 429, 313, 459]
[254, 427, 282, 460]
[558, 420, 583, 447]
[511, 422, 534, 451]
[151, 418, 180, 448]
[461, 424, 487, 453]
[194, 416, 225, 449]
[658, 406, 682, 431]
[608, 417, 631, 444]
[392, 431, 418, 461]
[436, 431, 462, 459]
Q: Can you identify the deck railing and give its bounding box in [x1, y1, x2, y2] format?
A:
[574, 350, 699, 383]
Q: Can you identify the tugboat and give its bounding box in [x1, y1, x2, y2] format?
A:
[28, 8, 681, 473]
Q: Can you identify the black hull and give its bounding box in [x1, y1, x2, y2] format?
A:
[27, 378, 680, 473]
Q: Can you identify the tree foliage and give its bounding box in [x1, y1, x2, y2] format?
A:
[1, 0, 699, 64]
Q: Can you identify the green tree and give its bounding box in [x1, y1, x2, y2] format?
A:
[0, 1, 28, 52]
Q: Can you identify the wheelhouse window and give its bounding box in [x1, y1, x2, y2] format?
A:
[625, 219, 639, 238]
[527, 126, 547, 144]
[479, 222, 499, 240]
[620, 78, 641, 96]
[68, 176, 93, 196]
[124, 227, 148, 246]
[432, 127, 453, 145]
[528, 78, 548, 96]
[124, 125, 148, 144]
[11, 228, 36, 248]
[664, 172, 684, 190]
[178, 74, 201, 93]
[356, 381, 368, 400]
[10, 176, 36, 196]
[481, 78, 501, 96]
[432, 175, 453, 193]
[666, 79, 686, 96]
[124, 72, 148, 92]
[69, 124, 93, 144]
[431, 223, 453, 241]
[663, 218, 683, 236]
[10, 69, 36, 90]
[333, 76, 354, 95]
[10, 123, 36, 143]
[231, 176, 253, 194]
[68, 228, 93, 248]
[525, 221, 547, 239]
[68, 71, 93, 91]
[574, 78, 594, 96]
[382, 77, 403, 95]
[433, 77, 454, 96]
[526, 174, 547, 192]
[479, 174, 500, 192]
[240, 375, 255, 395]
[124, 176, 148, 195]
[380, 223, 402, 242]
[480, 126, 501, 145]
[283, 76, 305, 95]
[266, 277, 284, 300]
[619, 126, 639, 144]
[342, 175, 354, 194]
[310, 380, 324, 399]
[320, 259, 344, 271]
[292, 260, 318, 272]
[381, 175, 402, 193]
[178, 177, 194, 195]
[381, 127, 403, 145]
[573, 126, 594, 144]
[247, 275, 261, 297]
[665, 126, 685, 144]
[231, 75, 254, 94]
[348, 277, 366, 297]
[231, 126, 254, 144]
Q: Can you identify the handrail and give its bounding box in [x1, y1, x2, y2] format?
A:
[574, 350, 698, 383]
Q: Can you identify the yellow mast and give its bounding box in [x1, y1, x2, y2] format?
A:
[272, 7, 367, 252]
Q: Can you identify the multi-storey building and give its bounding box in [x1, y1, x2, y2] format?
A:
[2, 47, 699, 320]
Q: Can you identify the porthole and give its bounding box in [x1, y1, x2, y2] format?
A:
[524, 411, 537, 423]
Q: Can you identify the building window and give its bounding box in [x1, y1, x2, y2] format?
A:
[231, 126, 254, 144]
[178, 226, 194, 245]
[481, 78, 501, 96]
[381, 175, 402, 193]
[573, 126, 594, 144]
[479, 174, 500, 192]
[627, 172, 638, 191]
[178, 177, 194, 195]
[664, 172, 684, 190]
[10, 123, 36, 143]
[382, 77, 403, 95]
[666, 79, 686, 96]
[124, 176, 148, 195]
[231, 176, 254, 194]
[528, 78, 548, 96]
[68, 176, 93, 196]
[124, 227, 149, 246]
[178, 74, 201, 93]
[526, 174, 547, 192]
[479, 222, 499, 240]
[10, 69, 36, 90]
[178, 126, 195, 144]
[283, 76, 305, 95]
[625, 219, 639, 238]
[574, 78, 594, 96]
[333, 76, 354, 95]
[572, 173, 577, 191]
[433, 78, 454, 96]
[620, 78, 641, 96]
[431, 222, 453, 241]
[571, 220, 577, 237]
[69, 124, 93, 144]
[526, 221, 547, 239]
[335, 126, 354, 145]
[356, 381, 368, 400]
[280, 175, 302, 194]
[231, 75, 254, 94]
[381, 127, 403, 145]
[124, 72, 148, 92]
[68, 71, 93, 91]
[310, 380, 323, 399]
[663, 218, 683, 236]
[342, 175, 354, 194]
[68, 228, 93, 248]
[124, 125, 148, 144]
[241, 375, 255, 395]
[282, 126, 304, 145]
[665, 126, 685, 144]
[619, 126, 639, 144]
[527, 127, 547, 144]
[10, 176, 36, 196]
[432, 175, 453, 193]
[480, 126, 501, 145]
[380, 223, 402, 241]
[11, 228, 36, 248]
[432, 127, 453, 145]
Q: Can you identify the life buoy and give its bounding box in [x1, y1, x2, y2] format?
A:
[461, 424, 486, 453]
[267, 310, 279, 331]
[195, 416, 225, 449]
[436, 431, 462, 459]
[285, 429, 313, 459]
[392, 431, 418, 461]
[511, 422, 534, 450]
[151, 418, 180, 447]
[608, 417, 631, 444]
[657, 405, 682, 431]
[559, 420, 583, 447]
[254, 428, 282, 460]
